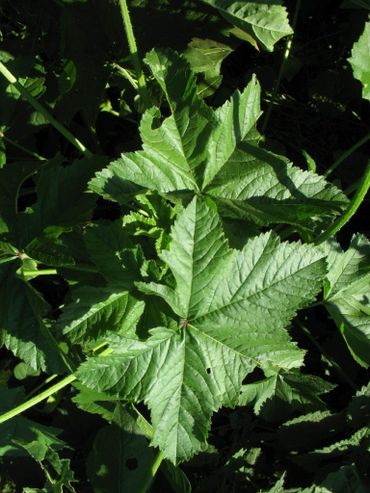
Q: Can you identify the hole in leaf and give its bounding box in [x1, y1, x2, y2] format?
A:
[126, 458, 138, 470]
[206, 368, 211, 374]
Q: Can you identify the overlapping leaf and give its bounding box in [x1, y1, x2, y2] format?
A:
[77, 197, 326, 463]
[349, 20, 370, 101]
[202, 0, 293, 51]
[0, 262, 67, 373]
[58, 286, 144, 345]
[238, 370, 334, 421]
[90, 49, 347, 231]
[324, 234, 370, 368]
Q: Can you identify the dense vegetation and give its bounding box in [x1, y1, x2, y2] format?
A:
[0, 1, 369, 491]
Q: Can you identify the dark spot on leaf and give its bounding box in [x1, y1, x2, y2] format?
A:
[206, 368, 211, 374]
[126, 458, 138, 470]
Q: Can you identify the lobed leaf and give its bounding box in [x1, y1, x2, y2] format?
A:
[78, 197, 327, 463]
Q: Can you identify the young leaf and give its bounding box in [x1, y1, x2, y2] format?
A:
[323, 234, 370, 368]
[184, 38, 233, 97]
[77, 197, 327, 464]
[349, 20, 370, 101]
[238, 370, 334, 422]
[202, 0, 293, 52]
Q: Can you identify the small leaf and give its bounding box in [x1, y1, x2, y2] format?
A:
[324, 234, 370, 367]
[348, 19, 370, 101]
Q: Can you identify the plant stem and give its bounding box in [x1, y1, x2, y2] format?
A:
[0, 348, 112, 425]
[0, 62, 93, 158]
[139, 451, 165, 493]
[118, 0, 150, 109]
[112, 62, 138, 90]
[324, 132, 370, 178]
[261, 0, 301, 133]
[2, 135, 46, 161]
[315, 159, 370, 244]
[296, 320, 357, 390]
[0, 374, 77, 425]
[26, 374, 59, 399]
[23, 269, 58, 278]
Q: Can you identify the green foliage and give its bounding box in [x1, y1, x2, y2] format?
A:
[349, 20, 370, 101]
[324, 234, 370, 368]
[0, 1, 369, 491]
[203, 0, 293, 51]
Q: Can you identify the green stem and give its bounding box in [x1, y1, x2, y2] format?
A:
[26, 374, 59, 399]
[112, 63, 138, 90]
[139, 451, 165, 493]
[23, 269, 58, 277]
[0, 374, 76, 425]
[0, 348, 112, 425]
[118, 0, 150, 109]
[324, 132, 370, 178]
[2, 135, 46, 161]
[296, 320, 357, 390]
[0, 62, 93, 157]
[261, 0, 301, 132]
[315, 160, 370, 244]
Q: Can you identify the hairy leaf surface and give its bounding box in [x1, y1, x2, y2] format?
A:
[90, 49, 347, 230]
[77, 197, 326, 463]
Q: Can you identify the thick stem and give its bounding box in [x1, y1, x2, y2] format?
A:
[118, 0, 150, 109]
[0, 62, 93, 157]
[0, 374, 77, 425]
[139, 451, 165, 493]
[315, 159, 370, 244]
[324, 132, 370, 178]
[0, 348, 112, 425]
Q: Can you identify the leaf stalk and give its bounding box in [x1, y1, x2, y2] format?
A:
[324, 132, 370, 178]
[0, 62, 93, 157]
[118, 0, 150, 109]
[315, 159, 370, 244]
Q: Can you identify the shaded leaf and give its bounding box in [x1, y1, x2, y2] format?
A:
[324, 234, 370, 368]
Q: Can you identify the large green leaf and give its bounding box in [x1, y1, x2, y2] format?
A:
[203, 0, 293, 51]
[324, 234, 370, 368]
[349, 20, 370, 101]
[0, 262, 67, 373]
[90, 49, 347, 231]
[77, 197, 326, 464]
